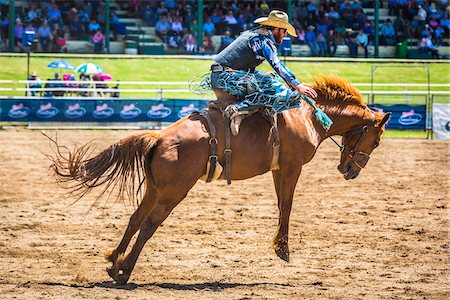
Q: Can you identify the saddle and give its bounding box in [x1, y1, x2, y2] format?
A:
[198, 91, 281, 184]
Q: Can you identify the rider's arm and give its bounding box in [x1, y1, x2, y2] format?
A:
[252, 36, 300, 87]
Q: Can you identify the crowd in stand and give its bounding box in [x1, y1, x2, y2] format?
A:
[0, 0, 448, 58]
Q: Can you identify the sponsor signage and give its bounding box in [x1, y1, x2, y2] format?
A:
[432, 103, 450, 140]
[369, 104, 426, 130]
[0, 98, 209, 122]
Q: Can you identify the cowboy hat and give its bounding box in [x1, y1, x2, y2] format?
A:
[254, 10, 297, 37]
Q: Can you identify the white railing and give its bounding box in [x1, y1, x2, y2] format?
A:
[0, 80, 449, 99]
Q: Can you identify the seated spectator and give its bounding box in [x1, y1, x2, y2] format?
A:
[203, 17, 215, 37]
[183, 33, 196, 53]
[38, 21, 52, 52]
[305, 25, 319, 56]
[48, 4, 62, 27]
[419, 35, 440, 58]
[128, 0, 140, 17]
[52, 23, 67, 53]
[93, 74, 108, 97]
[317, 31, 327, 57]
[171, 16, 184, 35]
[156, 15, 170, 42]
[224, 10, 239, 36]
[78, 73, 90, 97]
[92, 29, 105, 53]
[356, 28, 368, 58]
[27, 7, 38, 23]
[326, 29, 338, 56]
[218, 31, 234, 52]
[434, 25, 445, 47]
[44, 73, 64, 97]
[168, 33, 179, 49]
[439, 15, 450, 31]
[380, 19, 396, 45]
[344, 29, 358, 58]
[69, 16, 84, 40]
[88, 19, 101, 34]
[27, 70, 42, 96]
[200, 35, 215, 54]
[63, 74, 77, 96]
[14, 18, 24, 52]
[296, 28, 306, 45]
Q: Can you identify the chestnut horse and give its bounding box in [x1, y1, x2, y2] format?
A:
[47, 76, 390, 285]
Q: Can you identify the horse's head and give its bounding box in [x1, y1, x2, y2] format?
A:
[337, 111, 391, 180]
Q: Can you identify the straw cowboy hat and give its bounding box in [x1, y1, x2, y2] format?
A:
[254, 10, 297, 37]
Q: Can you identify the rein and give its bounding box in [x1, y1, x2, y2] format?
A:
[329, 110, 375, 169]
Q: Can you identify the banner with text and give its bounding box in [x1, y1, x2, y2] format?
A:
[0, 98, 209, 122]
[369, 104, 427, 130]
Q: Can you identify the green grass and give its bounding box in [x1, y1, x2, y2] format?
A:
[0, 54, 449, 100]
[384, 129, 429, 139]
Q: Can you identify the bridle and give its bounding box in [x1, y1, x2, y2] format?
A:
[330, 110, 375, 169]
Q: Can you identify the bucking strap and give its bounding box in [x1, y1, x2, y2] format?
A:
[200, 111, 218, 182]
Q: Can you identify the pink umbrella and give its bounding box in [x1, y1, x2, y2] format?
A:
[97, 72, 112, 80]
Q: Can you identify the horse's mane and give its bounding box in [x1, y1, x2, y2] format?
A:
[311, 75, 366, 108]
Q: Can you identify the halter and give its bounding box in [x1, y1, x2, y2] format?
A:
[330, 110, 375, 169]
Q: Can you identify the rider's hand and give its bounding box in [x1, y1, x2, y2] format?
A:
[294, 83, 318, 99]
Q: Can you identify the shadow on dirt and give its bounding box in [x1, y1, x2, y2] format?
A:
[17, 280, 292, 291]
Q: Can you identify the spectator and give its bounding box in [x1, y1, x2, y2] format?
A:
[14, 18, 24, 52]
[380, 19, 396, 45]
[156, 3, 168, 19]
[92, 29, 104, 53]
[345, 29, 358, 58]
[317, 31, 327, 56]
[48, 4, 62, 27]
[44, 72, 64, 97]
[171, 16, 184, 35]
[156, 15, 170, 42]
[37, 21, 52, 52]
[296, 28, 306, 45]
[69, 16, 84, 40]
[356, 28, 368, 58]
[52, 23, 67, 53]
[88, 19, 101, 34]
[203, 17, 215, 37]
[394, 15, 407, 41]
[417, 5, 427, 27]
[224, 11, 239, 36]
[27, 7, 38, 23]
[439, 15, 449, 31]
[305, 25, 318, 56]
[218, 30, 234, 51]
[200, 35, 215, 54]
[326, 29, 338, 56]
[27, 71, 42, 97]
[183, 33, 196, 53]
[128, 0, 140, 17]
[419, 35, 440, 58]
[434, 25, 445, 47]
[78, 73, 90, 97]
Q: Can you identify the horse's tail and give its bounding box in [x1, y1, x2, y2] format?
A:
[43, 131, 160, 205]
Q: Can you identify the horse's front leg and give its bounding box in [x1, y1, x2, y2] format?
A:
[271, 167, 302, 262]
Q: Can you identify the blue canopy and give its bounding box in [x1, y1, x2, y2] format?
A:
[47, 60, 75, 70]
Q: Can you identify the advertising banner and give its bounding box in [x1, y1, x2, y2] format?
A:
[0, 98, 209, 123]
[432, 103, 450, 140]
[369, 104, 426, 130]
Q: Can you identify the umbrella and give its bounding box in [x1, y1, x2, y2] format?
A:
[75, 63, 103, 74]
[47, 60, 75, 70]
[98, 72, 112, 80]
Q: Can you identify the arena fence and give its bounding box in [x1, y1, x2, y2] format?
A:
[0, 80, 449, 139]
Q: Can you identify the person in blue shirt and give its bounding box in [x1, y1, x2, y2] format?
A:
[208, 10, 317, 133]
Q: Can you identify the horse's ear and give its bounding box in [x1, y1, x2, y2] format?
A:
[377, 112, 391, 127]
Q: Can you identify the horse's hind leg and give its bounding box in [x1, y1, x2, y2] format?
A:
[105, 184, 157, 276]
[112, 198, 181, 285]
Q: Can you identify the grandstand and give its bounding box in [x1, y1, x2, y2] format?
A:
[0, 1, 448, 58]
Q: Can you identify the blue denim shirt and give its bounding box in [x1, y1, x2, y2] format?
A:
[249, 31, 300, 87]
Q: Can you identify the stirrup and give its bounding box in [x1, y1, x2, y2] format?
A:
[230, 115, 244, 136]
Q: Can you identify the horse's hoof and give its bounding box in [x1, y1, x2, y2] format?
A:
[275, 246, 290, 262]
[115, 273, 130, 286]
[106, 267, 117, 281]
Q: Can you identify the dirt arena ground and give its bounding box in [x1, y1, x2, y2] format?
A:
[0, 129, 448, 299]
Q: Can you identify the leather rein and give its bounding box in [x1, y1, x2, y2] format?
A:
[329, 111, 375, 169]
